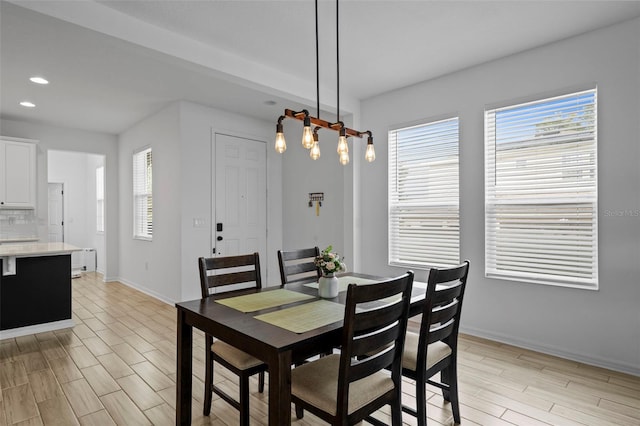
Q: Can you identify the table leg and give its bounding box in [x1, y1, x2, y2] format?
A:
[176, 309, 193, 426]
[268, 350, 292, 425]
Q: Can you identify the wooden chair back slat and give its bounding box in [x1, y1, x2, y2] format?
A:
[207, 270, 259, 288]
[284, 262, 318, 277]
[348, 343, 397, 383]
[432, 282, 463, 305]
[430, 299, 459, 325]
[353, 302, 405, 334]
[277, 247, 321, 286]
[351, 322, 401, 357]
[198, 253, 261, 298]
[427, 320, 456, 345]
[280, 247, 318, 261]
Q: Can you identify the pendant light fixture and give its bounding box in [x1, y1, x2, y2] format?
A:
[274, 0, 374, 165]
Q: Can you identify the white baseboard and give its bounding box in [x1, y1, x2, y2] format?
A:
[115, 277, 175, 306]
[0, 319, 75, 340]
[461, 325, 640, 377]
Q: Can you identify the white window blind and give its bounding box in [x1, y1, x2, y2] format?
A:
[96, 166, 104, 233]
[485, 89, 597, 288]
[133, 147, 152, 240]
[388, 118, 460, 269]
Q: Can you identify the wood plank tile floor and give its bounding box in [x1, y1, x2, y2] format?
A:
[1, 272, 639, 425]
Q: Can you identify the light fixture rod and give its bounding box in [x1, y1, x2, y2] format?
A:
[315, 0, 320, 118]
[336, 0, 340, 123]
[284, 109, 364, 138]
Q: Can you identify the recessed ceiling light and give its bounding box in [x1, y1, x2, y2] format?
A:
[20, 101, 36, 108]
[30, 76, 49, 85]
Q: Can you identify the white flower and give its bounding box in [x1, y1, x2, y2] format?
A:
[315, 246, 347, 275]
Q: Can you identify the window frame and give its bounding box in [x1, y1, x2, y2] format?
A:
[132, 146, 153, 241]
[388, 116, 461, 270]
[484, 88, 598, 289]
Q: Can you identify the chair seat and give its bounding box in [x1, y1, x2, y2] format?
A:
[213, 340, 264, 370]
[403, 332, 452, 372]
[291, 354, 395, 416]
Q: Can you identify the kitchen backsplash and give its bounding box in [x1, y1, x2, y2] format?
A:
[0, 209, 38, 240]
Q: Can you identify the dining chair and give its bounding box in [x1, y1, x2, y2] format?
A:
[402, 261, 470, 426]
[277, 246, 321, 286]
[279, 246, 335, 362]
[290, 271, 414, 426]
[198, 253, 268, 425]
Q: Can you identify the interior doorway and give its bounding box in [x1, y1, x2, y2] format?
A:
[47, 150, 106, 276]
[47, 183, 64, 242]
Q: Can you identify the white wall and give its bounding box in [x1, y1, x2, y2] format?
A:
[118, 103, 182, 303]
[359, 18, 640, 374]
[0, 119, 118, 280]
[280, 120, 353, 264]
[178, 101, 279, 301]
[118, 101, 281, 303]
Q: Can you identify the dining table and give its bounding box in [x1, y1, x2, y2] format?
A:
[175, 272, 427, 425]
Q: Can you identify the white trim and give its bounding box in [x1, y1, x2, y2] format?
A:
[115, 277, 176, 306]
[461, 326, 640, 377]
[0, 135, 38, 144]
[0, 319, 75, 340]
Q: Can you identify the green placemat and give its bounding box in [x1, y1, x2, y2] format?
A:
[254, 300, 345, 333]
[215, 289, 314, 313]
[304, 276, 379, 293]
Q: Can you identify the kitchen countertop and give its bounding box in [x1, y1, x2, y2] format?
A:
[0, 242, 81, 257]
[0, 238, 40, 243]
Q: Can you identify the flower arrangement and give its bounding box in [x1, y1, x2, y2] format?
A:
[315, 245, 346, 276]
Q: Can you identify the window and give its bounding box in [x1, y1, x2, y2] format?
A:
[485, 89, 597, 288]
[133, 147, 152, 240]
[96, 166, 104, 233]
[388, 117, 460, 268]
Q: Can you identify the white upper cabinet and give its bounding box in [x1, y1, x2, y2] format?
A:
[0, 137, 37, 209]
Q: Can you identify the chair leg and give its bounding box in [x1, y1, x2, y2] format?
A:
[239, 375, 250, 426]
[295, 403, 304, 419]
[416, 374, 428, 426]
[390, 397, 403, 426]
[258, 371, 265, 393]
[441, 366, 452, 402]
[447, 363, 461, 424]
[203, 350, 213, 416]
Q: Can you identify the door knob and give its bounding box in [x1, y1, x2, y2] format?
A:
[217, 236, 223, 241]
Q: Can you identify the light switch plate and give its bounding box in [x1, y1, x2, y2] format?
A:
[193, 218, 206, 228]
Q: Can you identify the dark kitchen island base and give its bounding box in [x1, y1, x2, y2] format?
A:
[1, 254, 73, 334]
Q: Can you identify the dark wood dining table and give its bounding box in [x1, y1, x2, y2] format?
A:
[175, 273, 427, 425]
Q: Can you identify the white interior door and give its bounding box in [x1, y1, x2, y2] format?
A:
[48, 183, 64, 243]
[213, 133, 267, 276]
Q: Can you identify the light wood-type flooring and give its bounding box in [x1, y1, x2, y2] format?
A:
[1, 272, 639, 425]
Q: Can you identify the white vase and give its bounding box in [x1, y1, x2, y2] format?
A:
[318, 274, 339, 298]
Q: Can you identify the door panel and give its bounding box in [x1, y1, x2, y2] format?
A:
[48, 183, 64, 243]
[213, 133, 267, 280]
